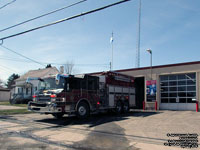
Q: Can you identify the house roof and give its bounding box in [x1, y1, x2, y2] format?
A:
[16, 67, 59, 81]
[90, 61, 200, 75]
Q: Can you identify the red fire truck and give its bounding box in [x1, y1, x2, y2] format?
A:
[28, 71, 135, 118]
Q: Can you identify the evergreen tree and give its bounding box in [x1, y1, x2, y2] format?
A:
[46, 64, 52, 68]
[6, 73, 20, 89]
[0, 79, 4, 88]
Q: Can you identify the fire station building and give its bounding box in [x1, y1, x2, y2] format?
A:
[114, 61, 200, 111]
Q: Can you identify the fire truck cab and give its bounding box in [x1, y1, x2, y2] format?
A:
[28, 71, 135, 118]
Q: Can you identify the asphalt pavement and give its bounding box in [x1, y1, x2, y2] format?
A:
[0, 111, 199, 150]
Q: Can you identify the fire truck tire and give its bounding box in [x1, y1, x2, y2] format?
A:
[122, 101, 129, 113]
[76, 102, 90, 118]
[52, 113, 64, 119]
[115, 101, 122, 114]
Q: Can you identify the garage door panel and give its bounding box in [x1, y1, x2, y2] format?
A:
[160, 73, 196, 111]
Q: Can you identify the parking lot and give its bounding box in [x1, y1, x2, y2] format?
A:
[0, 110, 199, 150]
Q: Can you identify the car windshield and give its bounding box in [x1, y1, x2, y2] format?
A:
[38, 77, 65, 90]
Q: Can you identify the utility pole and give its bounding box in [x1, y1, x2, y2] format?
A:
[146, 49, 152, 80]
[136, 0, 141, 68]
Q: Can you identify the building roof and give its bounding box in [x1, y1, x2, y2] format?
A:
[0, 88, 10, 91]
[116, 60, 200, 73]
[16, 67, 59, 81]
[90, 61, 200, 75]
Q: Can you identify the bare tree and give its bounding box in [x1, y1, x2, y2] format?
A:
[64, 61, 74, 75]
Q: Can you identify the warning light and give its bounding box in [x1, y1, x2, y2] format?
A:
[97, 101, 100, 105]
[50, 95, 56, 98]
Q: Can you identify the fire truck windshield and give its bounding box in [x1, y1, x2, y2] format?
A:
[38, 77, 65, 90]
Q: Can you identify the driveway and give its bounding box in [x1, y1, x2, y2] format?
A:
[0, 111, 199, 150]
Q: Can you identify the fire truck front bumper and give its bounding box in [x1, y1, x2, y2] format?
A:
[28, 101, 63, 114]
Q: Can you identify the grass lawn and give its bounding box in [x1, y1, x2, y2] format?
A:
[0, 101, 27, 107]
[0, 109, 32, 115]
[0, 101, 33, 115]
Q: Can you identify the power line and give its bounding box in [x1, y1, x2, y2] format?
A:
[0, 56, 109, 67]
[0, 66, 13, 74]
[48, 62, 109, 66]
[76, 64, 109, 66]
[42, 60, 110, 66]
[0, 0, 87, 33]
[0, 57, 32, 62]
[0, 45, 45, 66]
[0, 66, 12, 73]
[0, 0, 131, 42]
[0, 65, 16, 74]
[0, 64, 17, 72]
[0, 0, 16, 10]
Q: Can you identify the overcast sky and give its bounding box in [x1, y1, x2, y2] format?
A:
[0, 0, 200, 82]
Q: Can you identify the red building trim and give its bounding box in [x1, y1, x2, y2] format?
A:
[90, 61, 200, 75]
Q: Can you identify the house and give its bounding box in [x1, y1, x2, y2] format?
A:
[11, 67, 59, 103]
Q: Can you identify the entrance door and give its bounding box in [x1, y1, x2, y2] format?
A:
[134, 77, 144, 109]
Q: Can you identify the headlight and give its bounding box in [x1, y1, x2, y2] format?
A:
[62, 98, 66, 102]
[32, 95, 37, 102]
[51, 98, 56, 102]
[50, 94, 57, 102]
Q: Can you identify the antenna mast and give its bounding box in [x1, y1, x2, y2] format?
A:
[136, 0, 141, 68]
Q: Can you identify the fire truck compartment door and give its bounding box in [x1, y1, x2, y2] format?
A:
[109, 94, 114, 107]
[108, 86, 115, 107]
[130, 88, 135, 94]
[115, 87, 122, 93]
[123, 87, 129, 93]
[129, 88, 136, 106]
[129, 95, 135, 106]
[109, 86, 114, 92]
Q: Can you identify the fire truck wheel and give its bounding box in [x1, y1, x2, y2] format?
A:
[77, 102, 90, 118]
[115, 101, 122, 114]
[52, 113, 64, 119]
[123, 101, 129, 113]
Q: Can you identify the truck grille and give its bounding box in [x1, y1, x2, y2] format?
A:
[37, 96, 50, 102]
[29, 102, 47, 107]
[32, 107, 40, 111]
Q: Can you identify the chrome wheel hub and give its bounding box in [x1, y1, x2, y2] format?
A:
[78, 106, 86, 116]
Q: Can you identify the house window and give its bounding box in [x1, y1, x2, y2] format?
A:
[26, 88, 28, 95]
[18, 87, 23, 94]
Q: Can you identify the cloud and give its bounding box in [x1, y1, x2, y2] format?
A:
[0, 50, 4, 56]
